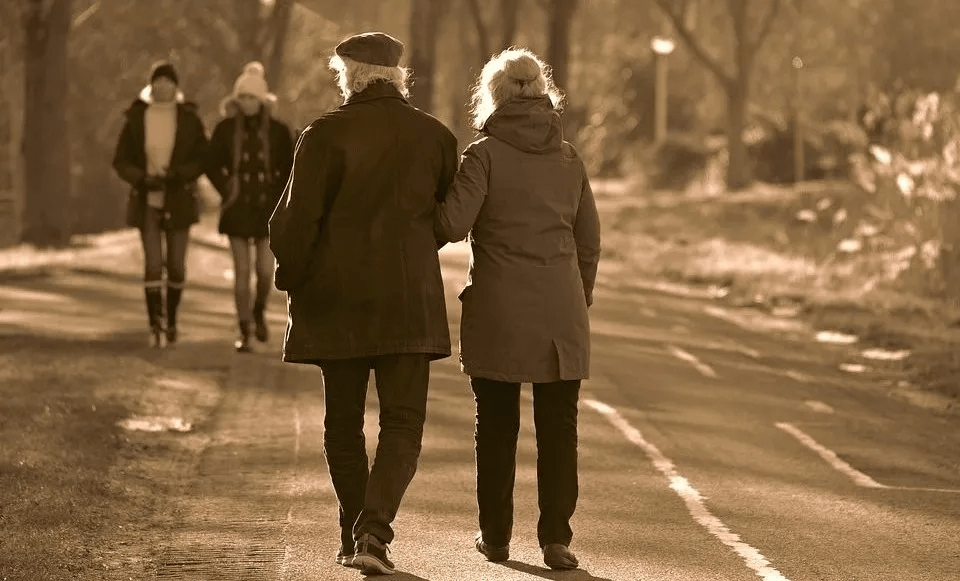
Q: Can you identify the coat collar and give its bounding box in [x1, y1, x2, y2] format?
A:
[344, 81, 407, 106]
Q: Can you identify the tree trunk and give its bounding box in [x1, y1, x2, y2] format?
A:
[725, 79, 752, 191]
[22, 0, 71, 247]
[498, 0, 520, 51]
[408, 0, 446, 113]
[266, 0, 294, 92]
[546, 0, 577, 92]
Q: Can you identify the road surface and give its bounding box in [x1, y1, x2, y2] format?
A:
[1, 231, 957, 581]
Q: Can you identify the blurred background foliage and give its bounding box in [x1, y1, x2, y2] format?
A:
[2, 0, 960, 246]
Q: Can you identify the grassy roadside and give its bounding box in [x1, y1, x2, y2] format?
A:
[595, 178, 960, 405]
[0, 333, 227, 580]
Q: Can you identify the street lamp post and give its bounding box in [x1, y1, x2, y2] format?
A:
[651, 35, 675, 145]
[792, 56, 805, 185]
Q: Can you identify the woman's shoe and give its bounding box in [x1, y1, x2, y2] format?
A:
[543, 543, 578, 570]
[149, 325, 164, 348]
[475, 532, 509, 562]
[235, 321, 253, 353]
[165, 325, 178, 345]
[253, 303, 268, 343]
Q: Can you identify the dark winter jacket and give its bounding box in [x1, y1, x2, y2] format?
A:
[205, 98, 294, 239]
[112, 86, 208, 230]
[435, 96, 602, 382]
[269, 81, 459, 362]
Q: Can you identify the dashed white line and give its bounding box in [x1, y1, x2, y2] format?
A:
[804, 400, 835, 414]
[785, 370, 813, 383]
[775, 422, 887, 488]
[586, 399, 792, 581]
[777, 422, 960, 494]
[667, 345, 718, 378]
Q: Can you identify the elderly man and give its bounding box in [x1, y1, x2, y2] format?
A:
[269, 32, 458, 575]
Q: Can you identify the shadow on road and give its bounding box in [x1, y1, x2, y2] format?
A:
[365, 572, 432, 581]
[501, 560, 615, 581]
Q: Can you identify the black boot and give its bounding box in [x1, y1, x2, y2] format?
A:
[144, 287, 165, 348]
[253, 301, 268, 343]
[235, 321, 253, 353]
[166, 284, 183, 345]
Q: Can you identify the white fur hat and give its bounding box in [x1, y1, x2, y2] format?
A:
[233, 61, 274, 103]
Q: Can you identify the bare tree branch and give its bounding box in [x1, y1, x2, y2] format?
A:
[748, 0, 783, 55]
[267, 0, 293, 91]
[465, 0, 490, 61]
[652, 0, 733, 87]
[498, 0, 519, 50]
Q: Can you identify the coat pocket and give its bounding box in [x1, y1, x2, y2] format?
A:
[553, 338, 589, 381]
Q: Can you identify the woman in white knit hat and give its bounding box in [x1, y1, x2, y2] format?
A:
[206, 62, 295, 352]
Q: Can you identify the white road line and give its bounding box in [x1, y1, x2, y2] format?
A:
[667, 345, 718, 378]
[804, 400, 835, 414]
[775, 422, 887, 489]
[777, 422, 960, 494]
[586, 399, 792, 581]
[785, 370, 813, 383]
[732, 343, 762, 359]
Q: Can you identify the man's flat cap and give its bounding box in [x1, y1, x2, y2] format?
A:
[335, 32, 404, 67]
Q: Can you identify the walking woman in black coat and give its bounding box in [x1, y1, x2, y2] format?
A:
[205, 62, 294, 352]
[112, 61, 208, 347]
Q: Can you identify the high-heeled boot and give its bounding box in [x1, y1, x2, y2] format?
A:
[253, 300, 268, 343]
[166, 283, 183, 345]
[235, 320, 253, 353]
[144, 286, 165, 348]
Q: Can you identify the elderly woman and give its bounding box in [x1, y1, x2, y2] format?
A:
[206, 61, 294, 352]
[434, 48, 601, 571]
[113, 61, 208, 347]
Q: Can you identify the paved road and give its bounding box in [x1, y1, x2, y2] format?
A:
[2, 232, 958, 581]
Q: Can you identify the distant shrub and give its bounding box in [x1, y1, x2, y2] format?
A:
[852, 90, 960, 301]
[646, 133, 713, 190]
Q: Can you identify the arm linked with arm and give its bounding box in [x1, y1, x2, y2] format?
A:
[573, 163, 601, 307]
[434, 131, 460, 249]
[269, 121, 296, 210]
[269, 126, 335, 292]
[168, 112, 208, 183]
[203, 121, 232, 199]
[434, 143, 489, 244]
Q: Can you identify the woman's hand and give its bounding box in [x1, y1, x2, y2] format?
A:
[142, 175, 166, 192]
[221, 176, 240, 210]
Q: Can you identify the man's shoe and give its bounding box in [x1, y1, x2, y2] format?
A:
[353, 533, 395, 575]
[475, 532, 509, 562]
[335, 545, 355, 567]
[543, 543, 579, 570]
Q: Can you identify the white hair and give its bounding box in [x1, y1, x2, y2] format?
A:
[470, 47, 565, 130]
[328, 54, 410, 101]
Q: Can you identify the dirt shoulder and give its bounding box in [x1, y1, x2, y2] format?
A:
[0, 227, 235, 580]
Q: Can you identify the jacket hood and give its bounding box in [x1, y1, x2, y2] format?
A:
[482, 96, 563, 154]
[219, 92, 278, 118]
[137, 84, 186, 105]
[126, 85, 193, 117]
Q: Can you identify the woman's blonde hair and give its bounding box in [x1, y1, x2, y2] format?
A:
[328, 54, 411, 100]
[469, 47, 565, 130]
